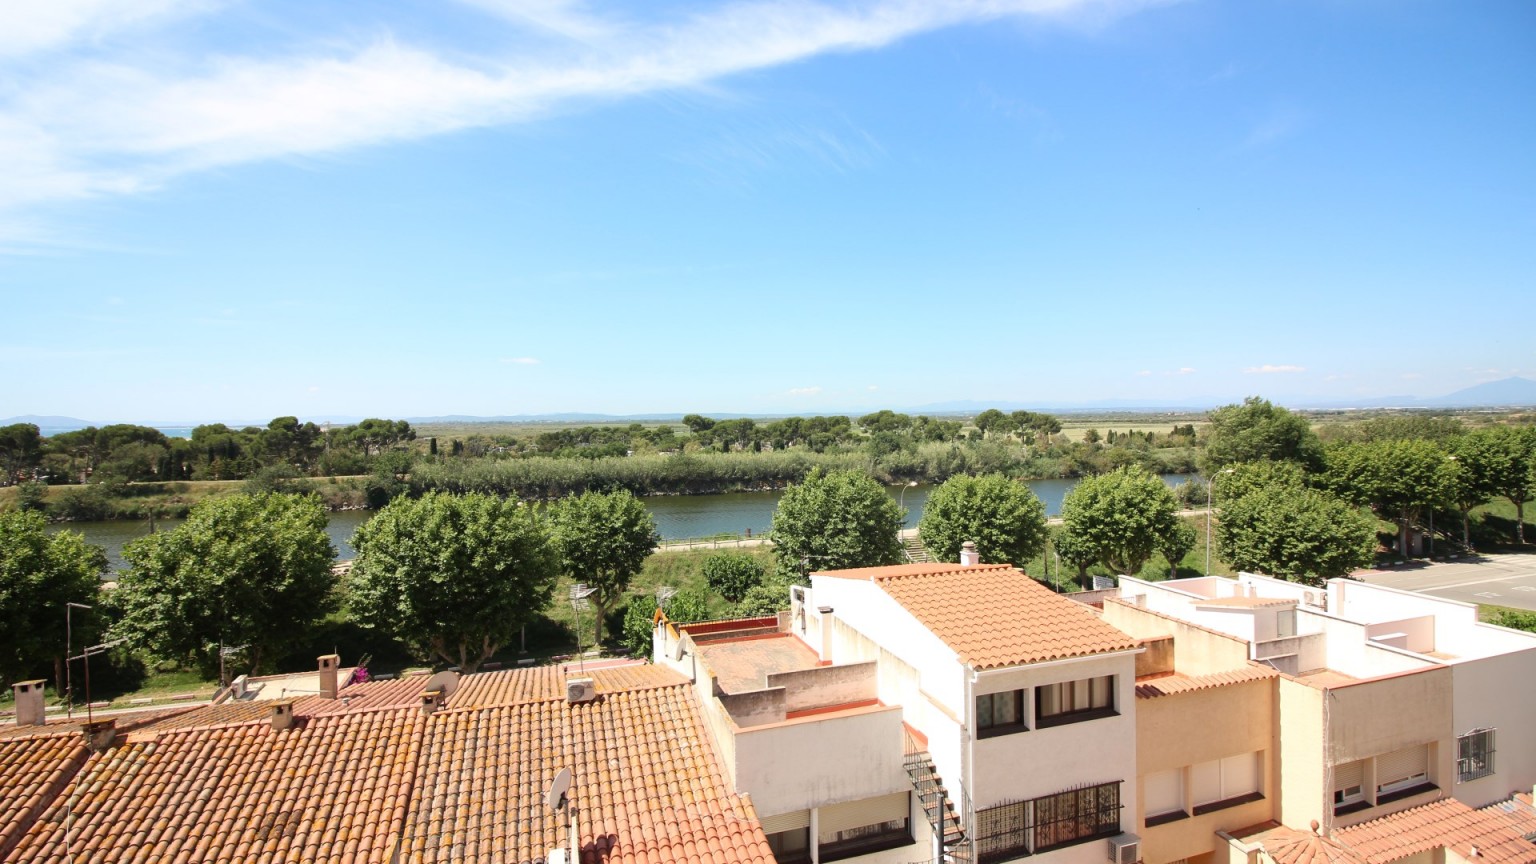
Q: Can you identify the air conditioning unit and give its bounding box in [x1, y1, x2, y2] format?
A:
[1305, 591, 1322, 607]
[566, 678, 597, 704]
[1107, 834, 1140, 864]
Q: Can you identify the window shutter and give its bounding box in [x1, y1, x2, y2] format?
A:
[1376, 745, 1428, 786]
[818, 792, 909, 839]
[1334, 760, 1364, 792]
[1191, 760, 1222, 805]
[1222, 752, 1261, 797]
[761, 809, 810, 834]
[1144, 769, 1183, 816]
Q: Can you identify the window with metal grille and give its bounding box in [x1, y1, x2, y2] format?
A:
[1457, 729, 1495, 783]
[974, 781, 1123, 861]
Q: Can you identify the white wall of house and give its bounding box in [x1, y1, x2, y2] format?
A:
[735, 704, 908, 818]
[1448, 641, 1536, 808]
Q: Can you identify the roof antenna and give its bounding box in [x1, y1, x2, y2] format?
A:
[546, 767, 575, 864]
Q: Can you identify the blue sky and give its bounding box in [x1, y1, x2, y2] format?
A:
[1, 0, 1532, 423]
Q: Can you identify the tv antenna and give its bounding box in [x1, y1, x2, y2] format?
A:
[655, 586, 677, 609]
[569, 584, 597, 673]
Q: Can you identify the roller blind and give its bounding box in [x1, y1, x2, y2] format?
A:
[1144, 769, 1183, 816]
[1222, 752, 1260, 797]
[760, 810, 810, 834]
[1334, 760, 1364, 792]
[1191, 760, 1221, 805]
[1377, 745, 1428, 787]
[818, 792, 909, 838]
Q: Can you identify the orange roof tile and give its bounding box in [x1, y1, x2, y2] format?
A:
[1335, 798, 1536, 864]
[401, 680, 774, 864]
[820, 563, 1138, 669]
[0, 734, 89, 861]
[4, 707, 427, 864]
[1481, 796, 1536, 842]
[1133, 665, 1278, 698]
[1260, 826, 1368, 864]
[450, 663, 687, 709]
[1196, 596, 1295, 609]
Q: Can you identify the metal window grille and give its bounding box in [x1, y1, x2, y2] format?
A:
[973, 781, 1122, 861]
[1457, 729, 1495, 783]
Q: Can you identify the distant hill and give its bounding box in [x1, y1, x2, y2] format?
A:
[1, 414, 99, 428]
[1424, 377, 1536, 408]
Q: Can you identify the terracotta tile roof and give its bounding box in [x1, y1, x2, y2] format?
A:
[1335, 798, 1536, 864]
[1262, 827, 1368, 864]
[821, 563, 1138, 669]
[0, 734, 89, 861]
[4, 707, 427, 864]
[302, 674, 432, 716]
[1196, 595, 1295, 609]
[401, 681, 774, 864]
[450, 663, 686, 709]
[1482, 796, 1536, 842]
[0, 706, 198, 739]
[1133, 664, 1278, 698]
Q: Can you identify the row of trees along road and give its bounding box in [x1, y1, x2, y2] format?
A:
[0, 487, 664, 689]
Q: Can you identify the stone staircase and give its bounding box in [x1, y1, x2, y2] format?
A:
[902, 534, 932, 564]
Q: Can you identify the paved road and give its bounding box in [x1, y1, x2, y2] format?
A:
[1352, 551, 1536, 612]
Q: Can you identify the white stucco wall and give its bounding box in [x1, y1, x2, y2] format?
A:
[734, 703, 908, 818]
[1448, 641, 1536, 808]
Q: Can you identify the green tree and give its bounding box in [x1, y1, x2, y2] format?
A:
[1213, 460, 1308, 504]
[1323, 438, 1454, 557]
[621, 589, 710, 659]
[0, 511, 106, 688]
[1217, 486, 1376, 584]
[0, 423, 43, 485]
[1159, 519, 1197, 578]
[115, 493, 335, 674]
[918, 474, 1048, 566]
[769, 468, 903, 575]
[553, 490, 661, 646]
[348, 492, 557, 672]
[702, 552, 766, 604]
[1059, 466, 1181, 576]
[1467, 426, 1536, 545]
[1051, 525, 1097, 589]
[1445, 434, 1502, 549]
[1204, 397, 1323, 471]
[972, 409, 1013, 438]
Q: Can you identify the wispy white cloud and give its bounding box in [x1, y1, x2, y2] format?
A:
[788, 385, 823, 396]
[1244, 364, 1305, 374]
[1176, 367, 1195, 375]
[1134, 370, 1152, 377]
[501, 356, 541, 365]
[0, 0, 1169, 245]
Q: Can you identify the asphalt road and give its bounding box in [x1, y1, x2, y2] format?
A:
[1352, 551, 1536, 612]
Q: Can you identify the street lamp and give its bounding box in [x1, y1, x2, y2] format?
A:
[1205, 469, 1234, 577]
[898, 480, 918, 520]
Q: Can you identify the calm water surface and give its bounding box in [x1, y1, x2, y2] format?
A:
[60, 474, 1189, 574]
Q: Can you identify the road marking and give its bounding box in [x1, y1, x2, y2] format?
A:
[1514, 585, 1536, 592]
[1474, 592, 1501, 598]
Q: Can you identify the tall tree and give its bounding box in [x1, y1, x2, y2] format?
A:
[1217, 486, 1376, 584]
[1204, 397, 1323, 471]
[553, 489, 661, 646]
[348, 492, 557, 672]
[0, 423, 43, 485]
[769, 467, 903, 575]
[1467, 425, 1536, 545]
[1445, 433, 1502, 549]
[1058, 466, 1181, 576]
[918, 473, 1048, 566]
[0, 511, 106, 688]
[114, 493, 335, 674]
[1323, 438, 1454, 556]
[1159, 519, 1197, 578]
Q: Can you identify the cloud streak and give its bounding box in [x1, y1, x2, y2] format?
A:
[1244, 364, 1305, 374]
[0, 0, 1166, 244]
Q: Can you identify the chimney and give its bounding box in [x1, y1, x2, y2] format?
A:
[818, 607, 835, 662]
[318, 654, 340, 700]
[12, 680, 46, 726]
[960, 541, 979, 567]
[420, 689, 445, 716]
[270, 700, 297, 731]
[82, 719, 116, 751]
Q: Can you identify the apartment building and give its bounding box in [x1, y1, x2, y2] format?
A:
[658, 555, 1146, 864]
[1117, 571, 1536, 834]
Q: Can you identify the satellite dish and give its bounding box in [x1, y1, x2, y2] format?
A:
[546, 768, 572, 812]
[424, 670, 460, 698]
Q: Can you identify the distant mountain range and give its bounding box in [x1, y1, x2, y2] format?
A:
[6, 377, 1534, 431]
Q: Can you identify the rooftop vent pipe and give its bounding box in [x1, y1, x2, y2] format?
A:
[960, 542, 979, 567]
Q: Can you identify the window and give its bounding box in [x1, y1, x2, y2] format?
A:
[977, 690, 1027, 737]
[1144, 769, 1186, 825]
[1191, 752, 1262, 814]
[1376, 744, 1431, 800]
[1277, 609, 1297, 638]
[1457, 729, 1495, 783]
[1035, 676, 1115, 728]
[817, 793, 912, 862]
[766, 828, 810, 864]
[1334, 760, 1365, 810]
[975, 782, 1123, 860]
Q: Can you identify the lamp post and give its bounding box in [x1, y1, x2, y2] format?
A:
[65, 602, 93, 719]
[898, 480, 918, 523]
[1205, 469, 1234, 576]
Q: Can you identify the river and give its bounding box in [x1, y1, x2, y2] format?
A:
[58, 474, 1190, 575]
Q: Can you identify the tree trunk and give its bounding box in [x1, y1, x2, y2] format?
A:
[592, 600, 608, 647]
[1461, 507, 1472, 551]
[1519, 499, 1528, 545]
[1399, 510, 1411, 559]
